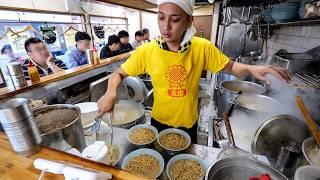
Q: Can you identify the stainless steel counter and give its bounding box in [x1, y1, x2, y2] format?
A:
[104, 127, 222, 180]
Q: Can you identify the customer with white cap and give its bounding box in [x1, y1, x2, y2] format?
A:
[97, 0, 291, 143]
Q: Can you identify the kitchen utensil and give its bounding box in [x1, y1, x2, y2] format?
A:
[121, 148, 164, 179]
[295, 96, 320, 147]
[217, 80, 266, 118]
[294, 165, 320, 180]
[234, 94, 281, 113]
[166, 154, 208, 180]
[275, 141, 301, 175]
[33, 104, 86, 152]
[126, 124, 158, 148]
[0, 98, 41, 156]
[157, 128, 191, 155]
[82, 141, 108, 163]
[302, 137, 320, 166]
[205, 157, 288, 180]
[217, 112, 256, 160]
[252, 115, 310, 166]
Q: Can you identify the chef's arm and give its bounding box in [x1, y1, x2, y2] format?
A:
[222, 60, 291, 84]
[97, 67, 128, 116]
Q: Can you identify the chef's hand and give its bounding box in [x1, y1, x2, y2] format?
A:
[249, 65, 292, 84]
[97, 93, 116, 117]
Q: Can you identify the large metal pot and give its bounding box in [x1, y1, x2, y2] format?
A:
[302, 137, 319, 166]
[216, 80, 266, 117]
[205, 157, 288, 180]
[33, 104, 86, 152]
[112, 100, 145, 129]
[234, 94, 281, 113]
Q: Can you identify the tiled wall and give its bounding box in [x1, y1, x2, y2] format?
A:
[267, 25, 320, 57]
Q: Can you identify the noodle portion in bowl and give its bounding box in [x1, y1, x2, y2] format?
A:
[167, 154, 207, 180]
[125, 155, 160, 179]
[127, 124, 158, 147]
[129, 128, 155, 144]
[157, 129, 191, 153]
[171, 160, 205, 180]
[122, 148, 164, 179]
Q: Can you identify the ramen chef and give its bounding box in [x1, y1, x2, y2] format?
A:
[97, 0, 291, 143]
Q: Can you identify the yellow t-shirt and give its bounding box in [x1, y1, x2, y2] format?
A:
[121, 37, 229, 128]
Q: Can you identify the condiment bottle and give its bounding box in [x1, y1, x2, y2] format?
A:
[27, 61, 40, 82]
[93, 47, 100, 65]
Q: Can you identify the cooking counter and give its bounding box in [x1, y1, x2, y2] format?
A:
[0, 132, 143, 180]
[0, 52, 132, 101]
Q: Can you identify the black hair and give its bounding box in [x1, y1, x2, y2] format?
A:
[142, 28, 149, 34]
[118, 30, 129, 38]
[1, 44, 12, 55]
[107, 34, 120, 46]
[24, 37, 44, 52]
[75, 31, 91, 42]
[135, 30, 144, 37]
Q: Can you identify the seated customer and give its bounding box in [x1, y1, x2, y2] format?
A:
[22, 37, 67, 80]
[1, 44, 25, 63]
[118, 30, 133, 53]
[100, 35, 120, 59]
[65, 31, 91, 69]
[142, 28, 150, 42]
[130, 30, 144, 50]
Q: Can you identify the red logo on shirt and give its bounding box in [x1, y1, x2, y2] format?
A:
[165, 65, 188, 97]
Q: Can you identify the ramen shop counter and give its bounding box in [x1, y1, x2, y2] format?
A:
[0, 132, 144, 180]
[110, 127, 222, 180]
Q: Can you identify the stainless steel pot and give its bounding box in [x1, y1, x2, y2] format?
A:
[205, 157, 288, 180]
[33, 104, 86, 152]
[252, 115, 311, 166]
[217, 80, 266, 117]
[112, 100, 145, 129]
[234, 94, 281, 113]
[302, 137, 319, 166]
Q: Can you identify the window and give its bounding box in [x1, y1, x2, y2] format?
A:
[0, 10, 85, 75]
[90, 15, 128, 50]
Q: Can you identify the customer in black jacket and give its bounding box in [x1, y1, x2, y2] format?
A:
[100, 35, 121, 59]
[118, 30, 134, 54]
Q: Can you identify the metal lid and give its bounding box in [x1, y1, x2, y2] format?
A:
[220, 80, 266, 94]
[121, 77, 148, 103]
[251, 115, 311, 165]
[294, 166, 320, 180]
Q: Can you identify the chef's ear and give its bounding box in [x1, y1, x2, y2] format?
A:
[187, 16, 193, 27]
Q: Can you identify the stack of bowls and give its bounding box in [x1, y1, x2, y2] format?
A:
[263, 9, 275, 23]
[271, 3, 299, 22]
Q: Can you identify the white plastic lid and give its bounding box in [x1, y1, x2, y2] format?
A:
[75, 102, 98, 114]
[63, 166, 112, 180]
[33, 158, 66, 174]
[82, 141, 108, 163]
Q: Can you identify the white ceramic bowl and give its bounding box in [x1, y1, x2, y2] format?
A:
[157, 128, 191, 155]
[166, 154, 208, 180]
[126, 124, 158, 147]
[121, 148, 164, 179]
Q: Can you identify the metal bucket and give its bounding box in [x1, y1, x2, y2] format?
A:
[0, 98, 41, 156]
[205, 157, 288, 180]
[33, 104, 86, 152]
[217, 80, 266, 118]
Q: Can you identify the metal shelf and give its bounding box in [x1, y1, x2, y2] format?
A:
[259, 18, 320, 27]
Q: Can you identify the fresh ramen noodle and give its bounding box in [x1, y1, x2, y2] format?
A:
[129, 128, 155, 144]
[125, 155, 160, 179]
[106, 145, 120, 166]
[171, 159, 205, 180]
[159, 133, 188, 150]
